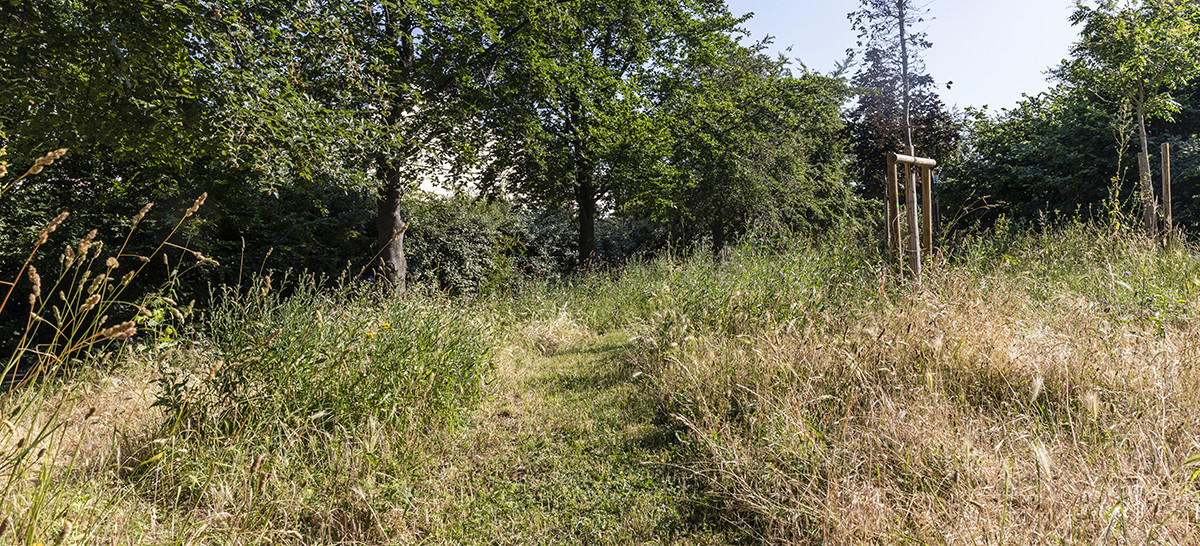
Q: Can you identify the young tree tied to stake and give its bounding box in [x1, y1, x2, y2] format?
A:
[1059, 0, 1200, 236]
[846, 0, 957, 201]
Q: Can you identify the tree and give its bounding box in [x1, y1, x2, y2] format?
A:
[654, 39, 857, 254]
[485, 0, 738, 263]
[941, 88, 1127, 226]
[846, 0, 958, 199]
[1058, 0, 1200, 235]
[199, 1, 531, 287]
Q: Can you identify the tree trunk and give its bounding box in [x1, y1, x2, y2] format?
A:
[575, 174, 597, 265]
[376, 167, 408, 289]
[372, 5, 414, 289]
[710, 214, 726, 258]
[567, 92, 597, 265]
[1136, 94, 1156, 236]
[897, 0, 914, 156]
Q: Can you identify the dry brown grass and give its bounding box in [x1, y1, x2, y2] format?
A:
[522, 309, 592, 356]
[639, 267, 1200, 544]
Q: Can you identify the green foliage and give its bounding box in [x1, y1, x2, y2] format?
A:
[1058, 0, 1200, 228]
[487, 0, 744, 260]
[941, 88, 1131, 226]
[406, 195, 526, 295]
[1059, 0, 1200, 126]
[655, 39, 863, 254]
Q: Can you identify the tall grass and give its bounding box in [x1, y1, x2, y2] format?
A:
[7, 143, 1200, 543]
[138, 276, 492, 541]
[0, 149, 220, 543]
[564, 221, 1200, 543]
[1, 151, 494, 543]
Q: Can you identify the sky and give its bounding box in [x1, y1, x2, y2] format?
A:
[723, 0, 1081, 113]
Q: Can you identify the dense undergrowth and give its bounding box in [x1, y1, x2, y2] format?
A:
[5, 199, 1200, 543]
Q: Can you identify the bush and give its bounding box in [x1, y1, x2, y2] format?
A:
[405, 195, 579, 294]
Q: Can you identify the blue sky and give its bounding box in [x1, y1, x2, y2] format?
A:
[723, 0, 1081, 113]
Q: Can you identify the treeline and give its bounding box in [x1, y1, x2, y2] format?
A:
[0, 0, 864, 298]
[4, 0, 1200, 305]
[943, 80, 1200, 229]
[943, 1, 1200, 232]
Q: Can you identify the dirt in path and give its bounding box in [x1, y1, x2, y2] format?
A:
[407, 331, 743, 545]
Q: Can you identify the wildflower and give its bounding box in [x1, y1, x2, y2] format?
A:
[365, 331, 375, 339]
[379, 322, 391, 330]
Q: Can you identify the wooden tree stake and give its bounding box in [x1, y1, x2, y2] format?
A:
[922, 163, 933, 255]
[887, 154, 901, 271]
[1162, 142, 1172, 241]
[884, 152, 936, 284]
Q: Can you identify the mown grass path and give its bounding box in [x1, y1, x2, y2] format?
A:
[410, 331, 741, 545]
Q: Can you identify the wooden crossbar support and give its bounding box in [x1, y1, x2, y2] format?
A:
[891, 154, 937, 167]
[885, 152, 938, 284]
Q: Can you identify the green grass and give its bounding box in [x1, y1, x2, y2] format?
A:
[409, 331, 741, 544]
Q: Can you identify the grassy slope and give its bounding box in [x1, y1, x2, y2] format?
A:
[6, 222, 1200, 544]
[584, 224, 1200, 544]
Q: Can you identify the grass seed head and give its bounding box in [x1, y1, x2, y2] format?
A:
[249, 453, 267, 475]
[87, 274, 107, 295]
[78, 293, 101, 314]
[1032, 440, 1053, 482]
[1030, 376, 1045, 403]
[37, 211, 69, 246]
[132, 202, 153, 226]
[184, 192, 207, 218]
[99, 321, 137, 341]
[53, 520, 71, 546]
[1082, 389, 1100, 419]
[28, 265, 41, 302]
[77, 229, 97, 256]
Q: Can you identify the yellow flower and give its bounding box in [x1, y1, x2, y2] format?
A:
[365, 331, 375, 339]
[379, 322, 391, 330]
